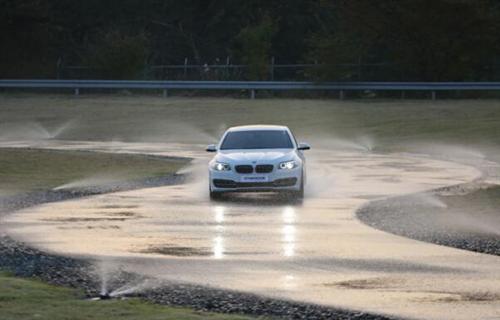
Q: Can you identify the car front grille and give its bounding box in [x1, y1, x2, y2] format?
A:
[235, 165, 253, 174]
[235, 164, 274, 174]
[255, 164, 273, 173]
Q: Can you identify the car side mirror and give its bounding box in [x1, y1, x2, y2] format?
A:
[206, 144, 217, 152]
[297, 142, 310, 151]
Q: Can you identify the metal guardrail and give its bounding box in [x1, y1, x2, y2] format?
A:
[2, 80, 500, 99]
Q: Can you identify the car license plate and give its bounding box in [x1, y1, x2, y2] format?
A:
[241, 176, 268, 182]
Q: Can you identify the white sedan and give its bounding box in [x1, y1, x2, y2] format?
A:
[206, 125, 310, 199]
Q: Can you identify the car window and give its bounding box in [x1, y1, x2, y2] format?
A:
[220, 130, 294, 150]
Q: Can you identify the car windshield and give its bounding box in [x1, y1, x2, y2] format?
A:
[220, 130, 294, 150]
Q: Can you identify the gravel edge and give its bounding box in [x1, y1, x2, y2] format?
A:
[356, 181, 500, 257]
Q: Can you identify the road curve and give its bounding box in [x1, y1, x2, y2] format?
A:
[2, 140, 500, 320]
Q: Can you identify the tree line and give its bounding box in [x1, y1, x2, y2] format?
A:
[1, 0, 499, 81]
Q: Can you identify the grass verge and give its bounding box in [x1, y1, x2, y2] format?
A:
[1, 94, 500, 147]
[0, 148, 187, 195]
[0, 272, 253, 320]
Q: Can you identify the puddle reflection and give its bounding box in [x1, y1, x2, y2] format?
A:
[213, 235, 224, 259]
[282, 206, 296, 257]
[282, 274, 297, 289]
[214, 206, 225, 223]
[213, 206, 226, 259]
[282, 206, 295, 224]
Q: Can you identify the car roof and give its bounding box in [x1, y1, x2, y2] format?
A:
[227, 125, 289, 132]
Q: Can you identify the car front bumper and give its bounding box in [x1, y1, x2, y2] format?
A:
[209, 167, 302, 192]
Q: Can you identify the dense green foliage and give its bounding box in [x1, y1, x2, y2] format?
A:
[311, 0, 500, 81]
[1, 0, 499, 81]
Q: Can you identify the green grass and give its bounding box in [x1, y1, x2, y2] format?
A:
[0, 273, 254, 320]
[3, 94, 500, 166]
[1, 94, 500, 148]
[0, 148, 187, 195]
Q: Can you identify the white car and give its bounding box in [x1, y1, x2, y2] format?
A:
[206, 125, 310, 199]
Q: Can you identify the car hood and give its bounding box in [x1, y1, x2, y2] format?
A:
[216, 149, 295, 163]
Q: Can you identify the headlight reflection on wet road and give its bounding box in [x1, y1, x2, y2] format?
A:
[282, 206, 296, 257]
[213, 205, 225, 259]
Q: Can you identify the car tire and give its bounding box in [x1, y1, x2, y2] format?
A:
[290, 172, 304, 199]
[209, 187, 223, 200]
[297, 175, 305, 198]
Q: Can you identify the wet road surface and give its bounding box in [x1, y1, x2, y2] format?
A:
[2, 140, 500, 320]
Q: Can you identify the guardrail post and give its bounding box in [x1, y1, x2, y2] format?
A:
[339, 90, 345, 100]
[163, 89, 168, 98]
[250, 89, 256, 99]
[74, 88, 79, 96]
[431, 91, 436, 100]
[183, 58, 188, 79]
[401, 91, 406, 100]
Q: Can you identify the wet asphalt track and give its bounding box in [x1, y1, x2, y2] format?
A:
[1, 140, 500, 320]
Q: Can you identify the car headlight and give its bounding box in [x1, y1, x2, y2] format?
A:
[211, 162, 231, 171]
[279, 160, 297, 170]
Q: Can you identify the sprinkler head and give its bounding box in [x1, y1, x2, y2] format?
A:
[99, 293, 111, 300]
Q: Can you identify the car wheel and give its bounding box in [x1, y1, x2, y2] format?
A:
[296, 174, 305, 198]
[209, 186, 222, 200]
[289, 172, 304, 200]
